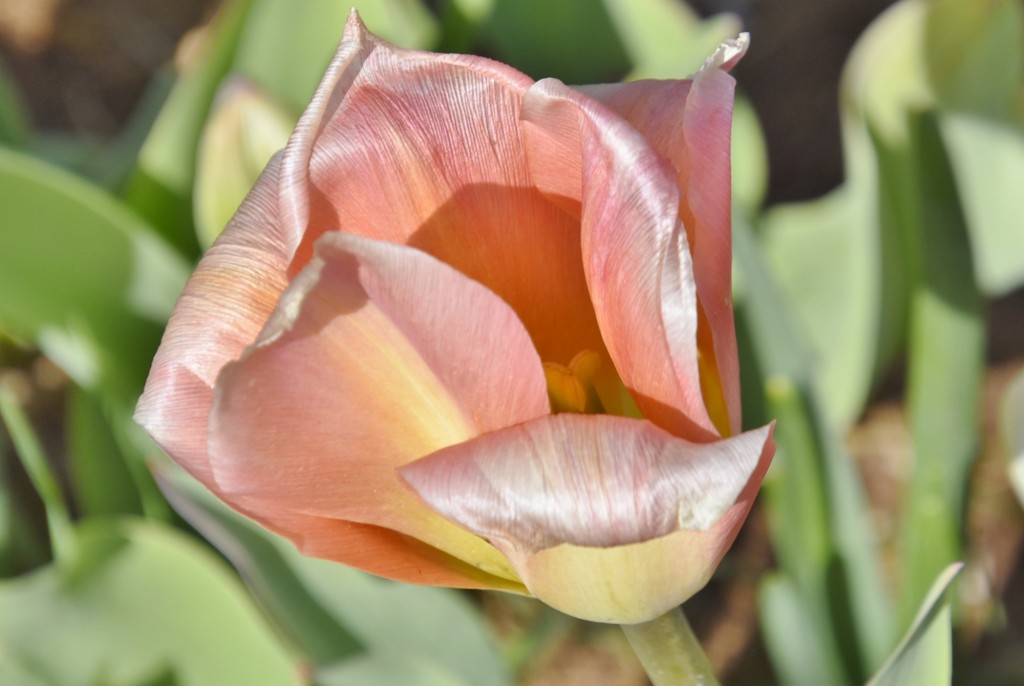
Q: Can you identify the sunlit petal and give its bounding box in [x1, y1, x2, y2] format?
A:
[402, 415, 772, 550]
[523, 80, 717, 440]
[402, 416, 774, 621]
[208, 232, 548, 582]
[276, 13, 602, 366]
[581, 36, 749, 435]
[135, 156, 291, 488]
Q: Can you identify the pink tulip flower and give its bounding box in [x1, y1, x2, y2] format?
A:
[136, 11, 775, 625]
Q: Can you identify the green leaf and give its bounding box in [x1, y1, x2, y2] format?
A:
[156, 465, 362, 666]
[0, 380, 50, 577]
[885, 112, 983, 626]
[0, 656, 50, 686]
[0, 380, 76, 565]
[345, 0, 439, 50]
[842, 0, 1024, 296]
[759, 377, 832, 587]
[126, 0, 435, 253]
[758, 4, 924, 430]
[481, 0, 631, 83]
[731, 95, 769, 216]
[0, 519, 301, 686]
[291, 556, 510, 686]
[844, 0, 933, 146]
[1000, 366, 1024, 507]
[759, 573, 845, 686]
[67, 387, 143, 518]
[600, 0, 740, 80]
[939, 113, 1024, 295]
[230, 0, 350, 112]
[866, 563, 963, 686]
[439, 0, 495, 27]
[434, 0, 494, 52]
[159, 466, 511, 685]
[735, 214, 893, 681]
[0, 148, 189, 403]
[843, 0, 1024, 138]
[758, 185, 882, 428]
[923, 0, 1023, 114]
[0, 60, 30, 147]
[314, 654, 469, 686]
[123, 0, 254, 255]
[84, 71, 178, 193]
[845, 0, 1024, 299]
[234, 0, 436, 115]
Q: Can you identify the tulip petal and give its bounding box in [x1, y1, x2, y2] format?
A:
[278, 10, 377, 254]
[402, 416, 774, 622]
[261, 512, 527, 592]
[278, 12, 605, 368]
[402, 415, 772, 550]
[290, 12, 535, 256]
[135, 156, 291, 487]
[580, 36, 749, 435]
[508, 525, 743, 624]
[209, 232, 549, 584]
[522, 80, 717, 440]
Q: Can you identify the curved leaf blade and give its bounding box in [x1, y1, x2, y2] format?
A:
[158, 466, 511, 686]
[867, 563, 963, 686]
[0, 148, 188, 401]
[0, 519, 301, 686]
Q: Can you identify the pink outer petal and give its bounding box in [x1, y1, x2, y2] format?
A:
[402, 416, 775, 623]
[208, 232, 550, 583]
[295, 17, 534, 257]
[134, 155, 291, 487]
[275, 517, 522, 591]
[155, 465, 524, 590]
[522, 80, 717, 441]
[278, 10, 377, 254]
[279, 13, 605, 368]
[581, 42, 746, 436]
[278, 518, 519, 589]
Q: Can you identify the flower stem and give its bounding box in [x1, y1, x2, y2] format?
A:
[621, 607, 720, 686]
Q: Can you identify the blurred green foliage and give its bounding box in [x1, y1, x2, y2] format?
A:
[1, 0, 1022, 683]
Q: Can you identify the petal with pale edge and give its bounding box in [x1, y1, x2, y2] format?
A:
[134, 156, 291, 488]
[277, 11, 377, 254]
[509, 524, 741, 624]
[401, 415, 774, 621]
[277, 14, 604, 368]
[209, 232, 550, 587]
[581, 35, 749, 436]
[523, 81, 716, 441]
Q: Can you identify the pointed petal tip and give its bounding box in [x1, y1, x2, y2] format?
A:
[343, 8, 376, 45]
[698, 32, 750, 78]
[345, 7, 365, 31]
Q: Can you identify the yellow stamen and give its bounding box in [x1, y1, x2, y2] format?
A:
[544, 349, 605, 414]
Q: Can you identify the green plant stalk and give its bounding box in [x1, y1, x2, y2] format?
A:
[734, 212, 893, 681]
[886, 112, 983, 625]
[0, 382, 75, 564]
[621, 607, 719, 686]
